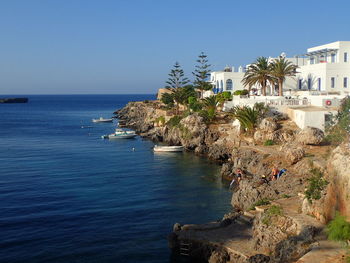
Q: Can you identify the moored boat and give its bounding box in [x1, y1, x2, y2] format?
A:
[102, 129, 137, 139]
[153, 145, 184, 152]
[92, 117, 113, 123]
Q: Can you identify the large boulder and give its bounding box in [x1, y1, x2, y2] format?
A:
[179, 113, 207, 149]
[208, 142, 231, 162]
[296, 127, 324, 145]
[258, 117, 279, 132]
[281, 143, 305, 164]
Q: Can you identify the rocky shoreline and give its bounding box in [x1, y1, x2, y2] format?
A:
[115, 100, 349, 263]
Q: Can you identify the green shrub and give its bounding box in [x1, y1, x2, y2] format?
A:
[233, 89, 249, 96]
[327, 212, 350, 242]
[161, 93, 174, 107]
[249, 199, 271, 210]
[155, 116, 165, 126]
[166, 116, 182, 128]
[264, 140, 275, 146]
[281, 194, 291, 198]
[262, 205, 283, 226]
[325, 96, 350, 145]
[188, 96, 203, 112]
[305, 168, 328, 203]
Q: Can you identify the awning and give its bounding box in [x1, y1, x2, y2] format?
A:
[295, 48, 338, 57]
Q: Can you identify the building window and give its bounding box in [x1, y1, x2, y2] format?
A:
[226, 79, 233, 90]
[308, 78, 311, 90]
[310, 57, 314, 64]
[220, 80, 224, 92]
[345, 52, 348, 62]
[331, 77, 335, 88]
[331, 53, 336, 63]
[318, 78, 321, 91]
[344, 77, 348, 88]
[298, 79, 303, 89]
[320, 55, 325, 63]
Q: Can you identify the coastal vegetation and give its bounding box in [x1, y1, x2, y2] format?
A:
[249, 198, 271, 210]
[304, 168, 328, 203]
[261, 205, 283, 226]
[327, 212, 350, 242]
[243, 56, 298, 96]
[325, 96, 350, 145]
[242, 57, 274, 96]
[230, 102, 269, 133]
[192, 52, 212, 98]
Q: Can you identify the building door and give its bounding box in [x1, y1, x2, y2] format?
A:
[308, 78, 311, 90]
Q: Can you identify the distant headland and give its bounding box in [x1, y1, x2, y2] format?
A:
[0, 98, 28, 103]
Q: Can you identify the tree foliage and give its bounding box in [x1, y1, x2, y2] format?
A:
[161, 93, 174, 107]
[242, 57, 276, 96]
[192, 52, 211, 98]
[230, 103, 269, 133]
[165, 62, 189, 91]
[270, 57, 298, 96]
[325, 96, 350, 145]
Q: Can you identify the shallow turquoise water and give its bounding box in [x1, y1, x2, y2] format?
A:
[0, 95, 232, 263]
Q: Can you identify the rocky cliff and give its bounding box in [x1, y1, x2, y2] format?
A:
[116, 100, 348, 263]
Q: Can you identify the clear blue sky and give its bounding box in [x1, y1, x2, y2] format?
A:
[1, 0, 349, 94]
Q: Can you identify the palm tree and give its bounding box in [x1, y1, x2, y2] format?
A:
[242, 57, 275, 96]
[270, 57, 298, 96]
[230, 103, 269, 133]
[202, 95, 219, 121]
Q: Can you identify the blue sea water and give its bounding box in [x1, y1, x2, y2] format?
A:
[0, 95, 232, 263]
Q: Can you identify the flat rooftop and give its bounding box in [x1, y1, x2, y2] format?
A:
[290, 106, 338, 112]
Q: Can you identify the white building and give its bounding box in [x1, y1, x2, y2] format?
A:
[208, 57, 304, 97]
[207, 41, 350, 97]
[295, 41, 350, 95]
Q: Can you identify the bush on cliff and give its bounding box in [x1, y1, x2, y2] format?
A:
[166, 116, 182, 128]
[304, 168, 328, 203]
[262, 205, 283, 226]
[161, 93, 174, 108]
[327, 212, 350, 242]
[325, 96, 350, 145]
[188, 96, 203, 112]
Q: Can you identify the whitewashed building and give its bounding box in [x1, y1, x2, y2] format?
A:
[295, 41, 350, 95]
[207, 56, 303, 97]
[207, 41, 350, 97]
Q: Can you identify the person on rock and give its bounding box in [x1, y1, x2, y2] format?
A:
[229, 168, 244, 189]
[271, 167, 279, 181]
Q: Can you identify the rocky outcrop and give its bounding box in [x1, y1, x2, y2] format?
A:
[302, 143, 350, 222]
[296, 127, 325, 145]
[258, 117, 279, 132]
[280, 143, 305, 164]
[231, 175, 306, 211]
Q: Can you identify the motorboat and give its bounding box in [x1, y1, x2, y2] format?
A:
[92, 117, 113, 123]
[102, 129, 137, 139]
[153, 145, 184, 152]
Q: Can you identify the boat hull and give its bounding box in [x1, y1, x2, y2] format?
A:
[153, 146, 184, 152]
[92, 119, 113, 123]
[107, 134, 137, 139]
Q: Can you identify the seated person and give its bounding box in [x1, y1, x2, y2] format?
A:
[277, 169, 287, 179]
[271, 167, 279, 181]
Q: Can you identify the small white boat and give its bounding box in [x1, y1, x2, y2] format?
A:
[92, 117, 113, 123]
[153, 145, 184, 152]
[102, 129, 137, 139]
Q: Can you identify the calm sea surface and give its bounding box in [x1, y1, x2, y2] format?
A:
[0, 95, 231, 263]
